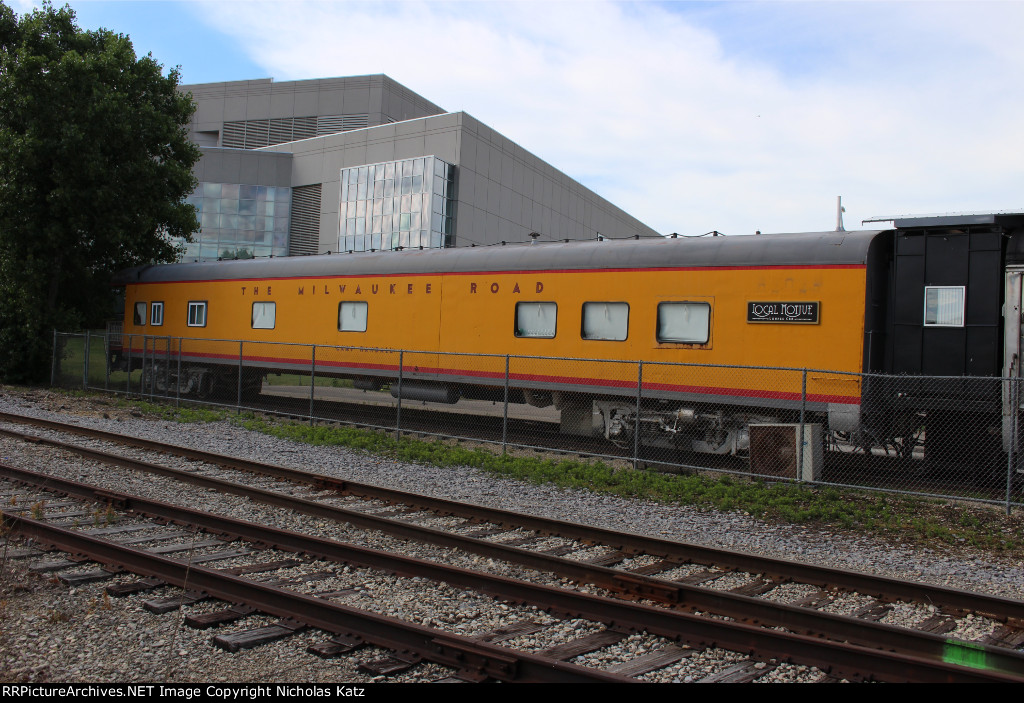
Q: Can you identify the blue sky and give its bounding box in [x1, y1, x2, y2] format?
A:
[9, 1, 1024, 237]
[59, 2, 263, 82]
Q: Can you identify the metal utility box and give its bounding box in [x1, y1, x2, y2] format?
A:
[749, 423, 823, 482]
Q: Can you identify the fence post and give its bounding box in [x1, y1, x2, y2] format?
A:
[51, 329, 58, 387]
[1008, 377, 1019, 515]
[237, 341, 243, 413]
[176, 337, 182, 409]
[151, 336, 158, 397]
[141, 336, 148, 398]
[634, 360, 643, 471]
[798, 369, 807, 482]
[502, 354, 510, 454]
[395, 350, 404, 442]
[104, 329, 110, 391]
[82, 330, 91, 391]
[150, 337, 157, 398]
[309, 345, 316, 427]
[165, 337, 171, 400]
[126, 335, 132, 396]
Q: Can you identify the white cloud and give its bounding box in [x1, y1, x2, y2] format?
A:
[7, 0, 41, 14]
[195, 0, 1024, 235]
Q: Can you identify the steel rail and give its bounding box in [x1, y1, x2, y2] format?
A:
[0, 512, 628, 684]
[2, 410, 1021, 622]
[1, 464, 1021, 682]
[2, 430, 1016, 667]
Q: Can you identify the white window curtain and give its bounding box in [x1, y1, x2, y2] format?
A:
[338, 301, 368, 332]
[582, 302, 628, 341]
[516, 302, 557, 338]
[251, 302, 276, 329]
[924, 287, 965, 326]
[658, 302, 710, 343]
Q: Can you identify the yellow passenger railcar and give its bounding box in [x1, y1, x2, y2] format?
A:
[113, 230, 891, 455]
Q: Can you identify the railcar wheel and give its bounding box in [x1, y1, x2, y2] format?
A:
[194, 375, 215, 400]
[240, 380, 264, 402]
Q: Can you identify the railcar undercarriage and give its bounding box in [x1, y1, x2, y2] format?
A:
[131, 361, 265, 401]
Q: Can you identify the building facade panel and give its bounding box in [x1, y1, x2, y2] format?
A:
[176, 75, 657, 261]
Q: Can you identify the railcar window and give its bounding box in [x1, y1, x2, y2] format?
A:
[515, 302, 557, 338]
[150, 302, 164, 327]
[657, 302, 710, 344]
[133, 302, 147, 326]
[582, 302, 628, 341]
[338, 301, 368, 332]
[924, 286, 965, 327]
[187, 301, 207, 328]
[251, 302, 276, 330]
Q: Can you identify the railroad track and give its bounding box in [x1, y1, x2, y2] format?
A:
[3, 465, 1015, 683]
[1, 410, 1023, 682]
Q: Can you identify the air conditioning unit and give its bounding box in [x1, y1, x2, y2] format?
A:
[748, 423, 822, 482]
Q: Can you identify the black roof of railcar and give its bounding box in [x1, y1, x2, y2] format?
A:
[112, 229, 888, 285]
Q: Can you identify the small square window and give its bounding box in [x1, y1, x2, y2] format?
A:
[657, 302, 710, 344]
[150, 302, 164, 326]
[924, 286, 965, 327]
[252, 302, 276, 329]
[338, 301, 368, 332]
[133, 302, 147, 326]
[582, 302, 628, 341]
[515, 302, 557, 338]
[187, 301, 207, 327]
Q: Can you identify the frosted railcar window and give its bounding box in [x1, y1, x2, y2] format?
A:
[251, 302, 276, 329]
[134, 302, 147, 326]
[582, 302, 629, 341]
[338, 301, 368, 332]
[515, 302, 557, 338]
[150, 302, 164, 326]
[924, 286, 965, 327]
[657, 302, 710, 344]
[187, 301, 207, 327]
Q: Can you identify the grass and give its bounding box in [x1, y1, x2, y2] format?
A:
[131, 399, 226, 423]
[54, 334, 138, 390]
[119, 398, 1024, 555]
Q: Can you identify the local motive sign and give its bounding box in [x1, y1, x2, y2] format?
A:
[747, 301, 820, 324]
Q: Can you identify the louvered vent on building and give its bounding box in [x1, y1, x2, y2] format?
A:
[221, 121, 247, 149]
[222, 119, 270, 149]
[268, 119, 292, 145]
[221, 115, 370, 149]
[289, 183, 322, 256]
[318, 114, 369, 135]
[292, 116, 317, 141]
[246, 120, 270, 148]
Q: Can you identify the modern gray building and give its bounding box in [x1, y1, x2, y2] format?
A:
[180, 75, 659, 261]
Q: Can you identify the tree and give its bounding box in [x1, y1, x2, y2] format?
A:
[0, 2, 200, 382]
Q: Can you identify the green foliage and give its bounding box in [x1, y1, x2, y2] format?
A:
[114, 397, 1024, 554]
[231, 416, 1024, 551]
[129, 399, 228, 423]
[0, 2, 201, 382]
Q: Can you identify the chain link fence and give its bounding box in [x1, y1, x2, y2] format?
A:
[51, 331, 1024, 509]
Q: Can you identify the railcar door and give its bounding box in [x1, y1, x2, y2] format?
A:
[1002, 266, 1024, 456]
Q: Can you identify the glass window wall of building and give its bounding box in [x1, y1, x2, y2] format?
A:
[179, 183, 292, 261]
[339, 156, 455, 253]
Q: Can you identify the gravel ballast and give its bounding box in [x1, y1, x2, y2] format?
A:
[1, 388, 1023, 683]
